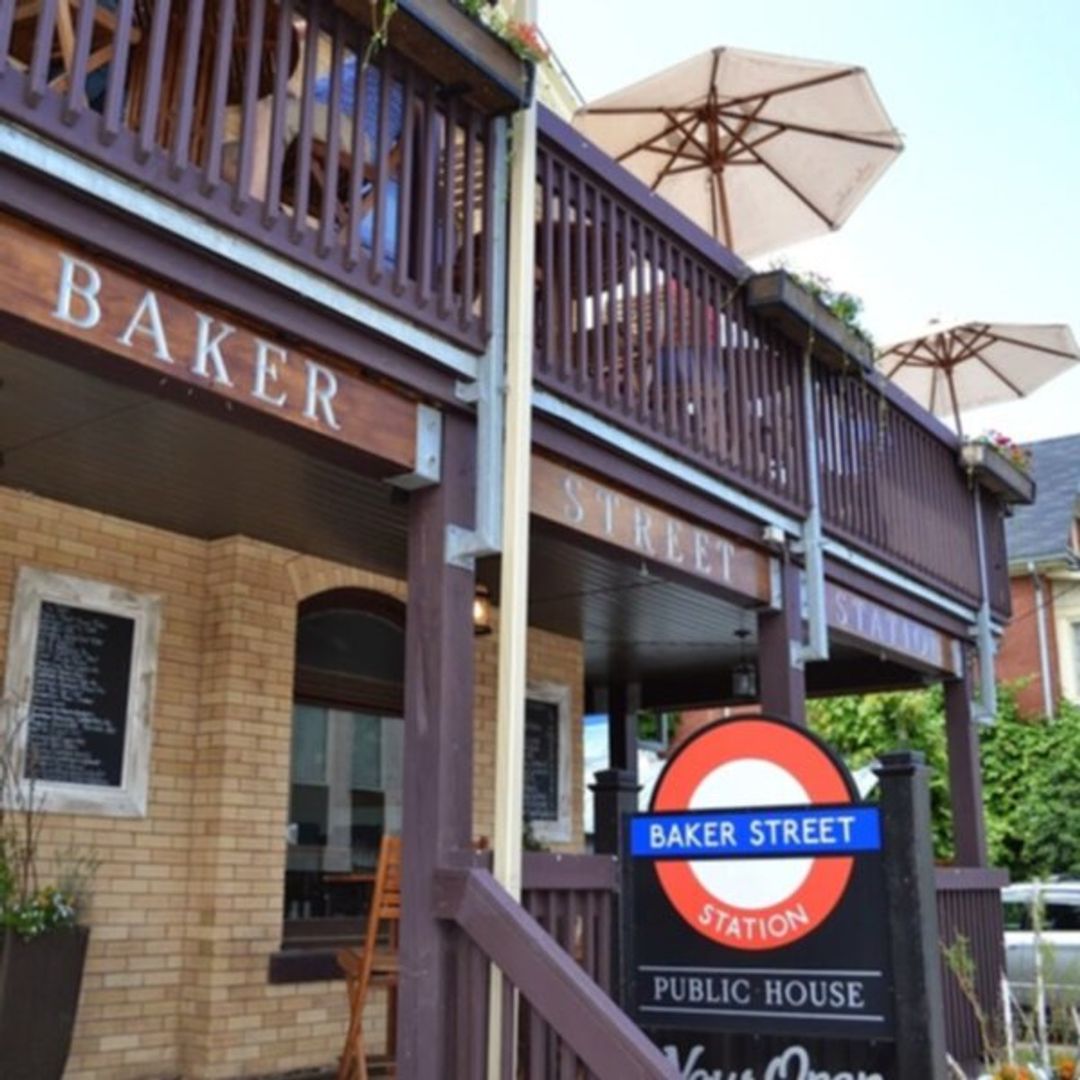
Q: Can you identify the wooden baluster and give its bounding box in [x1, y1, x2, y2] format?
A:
[620, 207, 633, 417]
[435, 93, 457, 313]
[261, 0, 294, 222]
[409, 79, 437, 302]
[61, 0, 96, 122]
[539, 149, 555, 374]
[589, 185, 605, 403]
[26, 0, 59, 105]
[316, 7, 344, 253]
[200, 0, 235, 188]
[343, 30, 370, 267]
[604, 195, 618, 410]
[459, 109, 478, 332]
[289, 0, 319, 239]
[163, 0, 204, 173]
[558, 160, 571, 386]
[641, 224, 654, 427]
[133, 0, 171, 162]
[0, 0, 16, 78]
[233, 0, 267, 212]
[394, 63, 418, 300]
[371, 56, 396, 287]
[573, 173, 587, 393]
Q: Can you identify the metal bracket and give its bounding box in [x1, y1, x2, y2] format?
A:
[387, 405, 443, 491]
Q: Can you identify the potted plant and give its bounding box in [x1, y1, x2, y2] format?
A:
[0, 723, 94, 1080]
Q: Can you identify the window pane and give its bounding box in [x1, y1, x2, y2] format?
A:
[285, 706, 403, 922]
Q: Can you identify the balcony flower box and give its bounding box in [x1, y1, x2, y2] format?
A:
[745, 270, 875, 374]
[960, 441, 1036, 505]
[345, 0, 535, 113]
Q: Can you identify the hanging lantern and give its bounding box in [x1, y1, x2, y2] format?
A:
[732, 628, 757, 700]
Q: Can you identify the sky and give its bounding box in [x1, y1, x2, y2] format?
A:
[539, 0, 1080, 444]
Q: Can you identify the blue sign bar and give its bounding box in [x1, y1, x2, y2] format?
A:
[630, 806, 881, 860]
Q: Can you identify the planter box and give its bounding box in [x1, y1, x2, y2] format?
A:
[338, 0, 534, 114]
[960, 442, 1036, 505]
[745, 270, 875, 374]
[0, 927, 89, 1080]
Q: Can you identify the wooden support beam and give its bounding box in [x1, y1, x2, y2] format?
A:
[945, 655, 988, 867]
[397, 412, 476, 1079]
[757, 559, 806, 726]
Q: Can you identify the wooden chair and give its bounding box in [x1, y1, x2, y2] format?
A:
[336, 833, 402, 1080]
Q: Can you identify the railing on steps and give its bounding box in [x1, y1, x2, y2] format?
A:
[535, 107, 1011, 617]
[438, 864, 676, 1080]
[0, 0, 495, 351]
[936, 866, 1009, 1068]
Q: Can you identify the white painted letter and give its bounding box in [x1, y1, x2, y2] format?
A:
[118, 291, 173, 363]
[303, 360, 342, 430]
[192, 313, 235, 386]
[562, 474, 585, 524]
[53, 254, 102, 329]
[252, 338, 289, 408]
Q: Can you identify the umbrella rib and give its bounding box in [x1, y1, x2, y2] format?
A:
[714, 114, 838, 228]
[985, 330, 1079, 360]
[650, 111, 706, 190]
[715, 109, 902, 151]
[970, 352, 1026, 397]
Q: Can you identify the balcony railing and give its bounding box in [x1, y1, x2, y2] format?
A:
[536, 109, 1010, 615]
[0, 0, 497, 350]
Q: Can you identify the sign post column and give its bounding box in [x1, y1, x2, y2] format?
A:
[758, 560, 806, 726]
[876, 750, 948, 1077]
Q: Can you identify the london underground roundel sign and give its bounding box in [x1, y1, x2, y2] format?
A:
[632, 717, 879, 951]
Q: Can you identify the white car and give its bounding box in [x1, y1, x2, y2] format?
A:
[1004, 881, 1080, 1008]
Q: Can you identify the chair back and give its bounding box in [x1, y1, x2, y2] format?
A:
[357, 832, 401, 990]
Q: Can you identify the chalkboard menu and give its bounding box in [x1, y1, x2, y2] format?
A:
[26, 601, 135, 787]
[524, 698, 560, 821]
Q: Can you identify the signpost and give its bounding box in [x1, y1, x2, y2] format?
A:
[626, 716, 918, 1077]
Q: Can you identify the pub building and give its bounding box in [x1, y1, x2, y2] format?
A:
[0, 5, 1016, 1078]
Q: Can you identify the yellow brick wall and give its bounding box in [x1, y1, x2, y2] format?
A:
[0, 486, 585, 1079]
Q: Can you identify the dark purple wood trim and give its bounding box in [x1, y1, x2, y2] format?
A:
[531, 416, 769, 549]
[435, 866, 677, 1078]
[824, 560, 976, 640]
[935, 867, 1009, 891]
[539, 107, 748, 285]
[757, 559, 806, 726]
[398, 411, 477, 1080]
[521, 853, 618, 892]
[0, 159, 464, 410]
[945, 660, 989, 867]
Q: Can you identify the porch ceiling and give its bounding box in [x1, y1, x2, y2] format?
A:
[0, 342, 409, 576]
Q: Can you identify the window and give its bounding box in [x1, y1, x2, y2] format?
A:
[282, 591, 404, 947]
[2, 567, 160, 817]
[524, 682, 572, 845]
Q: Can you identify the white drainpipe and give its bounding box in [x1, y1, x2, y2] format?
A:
[1029, 562, 1055, 718]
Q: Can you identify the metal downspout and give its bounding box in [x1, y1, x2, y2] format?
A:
[1029, 562, 1055, 717]
[972, 485, 998, 721]
[797, 342, 829, 664]
[445, 116, 510, 567]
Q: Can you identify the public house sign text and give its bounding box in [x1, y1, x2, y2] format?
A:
[0, 214, 422, 476]
[531, 456, 775, 605]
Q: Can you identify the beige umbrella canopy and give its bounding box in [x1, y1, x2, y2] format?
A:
[877, 321, 1080, 435]
[573, 46, 904, 259]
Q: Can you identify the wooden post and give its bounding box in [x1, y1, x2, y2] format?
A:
[945, 654, 988, 866]
[876, 750, 948, 1078]
[757, 560, 806, 726]
[397, 412, 476, 1079]
[592, 681, 640, 857]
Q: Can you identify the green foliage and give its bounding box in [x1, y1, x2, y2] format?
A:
[786, 270, 876, 349]
[809, 687, 1080, 880]
[808, 686, 954, 860]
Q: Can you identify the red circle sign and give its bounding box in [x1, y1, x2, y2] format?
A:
[650, 717, 856, 951]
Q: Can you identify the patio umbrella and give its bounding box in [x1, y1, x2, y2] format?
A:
[877, 321, 1080, 436]
[573, 46, 903, 259]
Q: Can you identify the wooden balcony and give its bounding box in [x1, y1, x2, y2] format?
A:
[0, 0, 514, 353]
[535, 108, 1012, 618]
